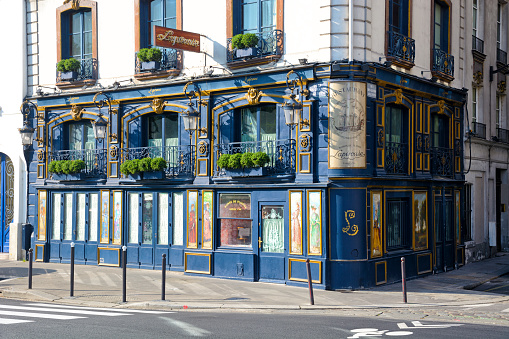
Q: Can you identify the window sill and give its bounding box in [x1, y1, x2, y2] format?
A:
[134, 68, 181, 81]
[227, 54, 282, 70]
[56, 79, 96, 89]
[431, 71, 454, 82]
[387, 56, 414, 70]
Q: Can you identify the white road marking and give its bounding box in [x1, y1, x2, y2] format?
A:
[161, 317, 211, 337]
[397, 321, 463, 329]
[0, 310, 85, 320]
[459, 303, 494, 308]
[24, 303, 173, 314]
[0, 304, 129, 317]
[501, 308, 509, 313]
[0, 318, 34, 325]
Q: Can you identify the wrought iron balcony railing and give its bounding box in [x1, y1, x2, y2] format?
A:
[387, 31, 415, 64]
[471, 121, 486, 139]
[384, 141, 408, 175]
[432, 49, 454, 78]
[472, 36, 484, 54]
[214, 138, 296, 177]
[430, 147, 454, 178]
[227, 29, 283, 63]
[56, 58, 97, 82]
[120, 145, 195, 178]
[49, 148, 107, 176]
[497, 127, 509, 143]
[135, 48, 178, 74]
[497, 48, 507, 64]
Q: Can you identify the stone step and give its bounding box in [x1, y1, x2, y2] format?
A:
[0, 253, 9, 260]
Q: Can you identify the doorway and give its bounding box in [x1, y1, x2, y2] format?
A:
[0, 153, 14, 253]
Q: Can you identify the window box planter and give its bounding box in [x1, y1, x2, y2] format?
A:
[141, 61, 160, 71]
[224, 167, 268, 177]
[236, 47, 258, 59]
[142, 171, 165, 180]
[51, 172, 85, 181]
[60, 71, 78, 81]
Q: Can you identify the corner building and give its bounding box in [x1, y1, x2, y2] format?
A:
[23, 0, 468, 289]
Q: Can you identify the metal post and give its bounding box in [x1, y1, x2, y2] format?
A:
[401, 257, 407, 303]
[70, 242, 75, 297]
[305, 258, 314, 305]
[161, 253, 166, 301]
[122, 246, 127, 303]
[28, 248, 33, 289]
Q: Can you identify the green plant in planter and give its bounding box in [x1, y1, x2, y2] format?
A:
[48, 159, 85, 174]
[228, 153, 243, 169]
[151, 157, 167, 171]
[69, 160, 86, 173]
[139, 157, 152, 172]
[217, 154, 231, 168]
[241, 33, 259, 48]
[231, 34, 246, 49]
[137, 48, 163, 62]
[240, 152, 255, 168]
[48, 160, 59, 173]
[252, 151, 270, 167]
[120, 159, 141, 175]
[57, 58, 81, 72]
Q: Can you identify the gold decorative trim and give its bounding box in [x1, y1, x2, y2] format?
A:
[245, 87, 262, 105]
[437, 100, 445, 115]
[394, 88, 403, 105]
[150, 98, 165, 114]
[70, 104, 84, 121]
[473, 71, 483, 86]
[497, 81, 506, 94]
[63, 0, 80, 10]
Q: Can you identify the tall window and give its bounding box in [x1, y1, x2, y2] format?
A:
[388, 0, 409, 35]
[472, 0, 478, 37]
[146, 114, 179, 165]
[67, 10, 92, 62]
[434, 1, 450, 52]
[146, 0, 176, 48]
[240, 0, 276, 34]
[387, 198, 410, 250]
[472, 87, 477, 123]
[497, 3, 502, 50]
[385, 106, 406, 144]
[238, 105, 277, 143]
[69, 121, 95, 151]
[496, 94, 501, 129]
[431, 114, 449, 148]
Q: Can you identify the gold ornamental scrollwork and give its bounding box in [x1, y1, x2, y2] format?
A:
[473, 71, 483, 86]
[437, 100, 445, 115]
[342, 210, 359, 236]
[394, 89, 403, 105]
[71, 104, 84, 121]
[37, 150, 45, 162]
[109, 145, 118, 160]
[300, 134, 311, 151]
[63, 0, 80, 10]
[150, 98, 165, 114]
[498, 81, 506, 94]
[245, 87, 262, 105]
[198, 141, 208, 156]
[416, 135, 422, 151]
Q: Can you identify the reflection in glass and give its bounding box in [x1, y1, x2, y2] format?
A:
[52, 194, 61, 240]
[261, 206, 283, 253]
[128, 193, 139, 244]
[158, 193, 169, 245]
[88, 193, 98, 241]
[173, 192, 184, 245]
[142, 193, 153, 244]
[76, 193, 86, 241]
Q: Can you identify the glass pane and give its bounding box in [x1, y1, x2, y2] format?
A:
[142, 193, 153, 244]
[83, 10, 92, 31]
[69, 124, 81, 150]
[149, 116, 163, 141]
[165, 18, 176, 29]
[445, 201, 453, 241]
[165, 0, 176, 17]
[84, 121, 94, 144]
[158, 193, 169, 245]
[52, 194, 61, 240]
[76, 193, 86, 241]
[219, 194, 251, 218]
[241, 107, 257, 142]
[260, 106, 276, 142]
[71, 34, 82, 58]
[71, 12, 81, 33]
[392, 1, 401, 32]
[88, 193, 98, 241]
[261, 206, 284, 252]
[84, 32, 92, 55]
[261, 0, 276, 29]
[220, 219, 252, 247]
[64, 193, 73, 241]
[435, 201, 442, 242]
[242, 3, 258, 32]
[173, 192, 184, 245]
[112, 192, 122, 245]
[128, 193, 139, 244]
[151, 0, 162, 21]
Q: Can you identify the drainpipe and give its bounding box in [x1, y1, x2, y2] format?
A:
[349, 0, 353, 62]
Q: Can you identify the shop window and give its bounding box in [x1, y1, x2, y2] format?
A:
[386, 198, 411, 250]
[88, 193, 99, 241]
[158, 193, 169, 245]
[64, 193, 73, 241]
[51, 193, 61, 240]
[56, 1, 97, 84]
[76, 193, 86, 241]
[128, 193, 139, 244]
[384, 105, 408, 174]
[135, 0, 182, 76]
[142, 193, 154, 244]
[219, 193, 252, 247]
[173, 192, 184, 246]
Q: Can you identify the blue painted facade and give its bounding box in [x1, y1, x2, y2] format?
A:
[26, 62, 466, 289]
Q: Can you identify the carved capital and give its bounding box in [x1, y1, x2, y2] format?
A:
[245, 87, 262, 105]
[71, 104, 84, 121]
[394, 88, 403, 105]
[150, 98, 165, 114]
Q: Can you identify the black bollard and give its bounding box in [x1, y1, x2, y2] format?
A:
[28, 248, 33, 289]
[306, 258, 314, 305]
[70, 242, 75, 297]
[161, 253, 166, 301]
[401, 257, 407, 303]
[122, 246, 127, 303]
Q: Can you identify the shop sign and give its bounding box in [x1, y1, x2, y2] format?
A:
[154, 26, 200, 53]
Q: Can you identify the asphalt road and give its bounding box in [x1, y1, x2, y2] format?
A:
[1, 298, 509, 339]
[473, 273, 509, 295]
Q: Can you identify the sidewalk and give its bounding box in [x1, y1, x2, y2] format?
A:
[1, 253, 509, 311]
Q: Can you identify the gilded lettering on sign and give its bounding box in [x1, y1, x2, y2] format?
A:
[148, 88, 161, 95]
[342, 210, 359, 236]
[156, 30, 199, 47]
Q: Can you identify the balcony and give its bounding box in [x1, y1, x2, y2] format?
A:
[49, 148, 107, 177]
[56, 58, 97, 87]
[134, 48, 180, 80]
[471, 121, 486, 139]
[226, 29, 283, 69]
[386, 31, 415, 68]
[497, 48, 507, 64]
[430, 147, 454, 177]
[120, 145, 195, 179]
[214, 139, 296, 178]
[497, 127, 509, 143]
[384, 141, 408, 175]
[432, 48, 454, 81]
[472, 36, 484, 54]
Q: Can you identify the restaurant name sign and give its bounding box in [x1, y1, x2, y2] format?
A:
[154, 26, 201, 53]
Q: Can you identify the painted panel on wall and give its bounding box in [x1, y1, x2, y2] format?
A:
[307, 191, 322, 255]
[289, 191, 303, 255]
[328, 82, 367, 168]
[330, 189, 367, 260]
[413, 191, 428, 250]
[38, 191, 47, 241]
[187, 190, 198, 248]
[202, 191, 213, 249]
[371, 191, 382, 258]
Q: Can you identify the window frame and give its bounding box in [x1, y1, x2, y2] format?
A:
[386, 197, 411, 251]
[234, 104, 279, 143]
[217, 193, 253, 249]
[472, 0, 478, 38]
[432, 0, 451, 53]
[472, 87, 477, 123]
[387, 0, 411, 36]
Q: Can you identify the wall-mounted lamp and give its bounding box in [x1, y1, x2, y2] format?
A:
[489, 65, 509, 82]
[421, 70, 438, 82]
[282, 70, 309, 130]
[19, 100, 37, 148]
[92, 91, 113, 141]
[379, 57, 392, 68]
[181, 81, 207, 139]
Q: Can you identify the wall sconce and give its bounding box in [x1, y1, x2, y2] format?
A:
[19, 100, 37, 148]
[181, 81, 207, 139]
[283, 70, 309, 130]
[92, 91, 115, 141]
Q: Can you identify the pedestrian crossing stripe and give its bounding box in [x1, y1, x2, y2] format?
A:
[0, 318, 34, 325]
[24, 303, 173, 314]
[0, 304, 130, 317]
[0, 310, 85, 320]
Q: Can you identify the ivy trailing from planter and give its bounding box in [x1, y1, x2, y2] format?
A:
[48, 159, 86, 174]
[120, 157, 167, 176]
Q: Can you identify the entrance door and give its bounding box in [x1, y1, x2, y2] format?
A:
[258, 204, 285, 281]
[0, 153, 14, 252]
[140, 193, 156, 268]
[434, 191, 455, 271]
